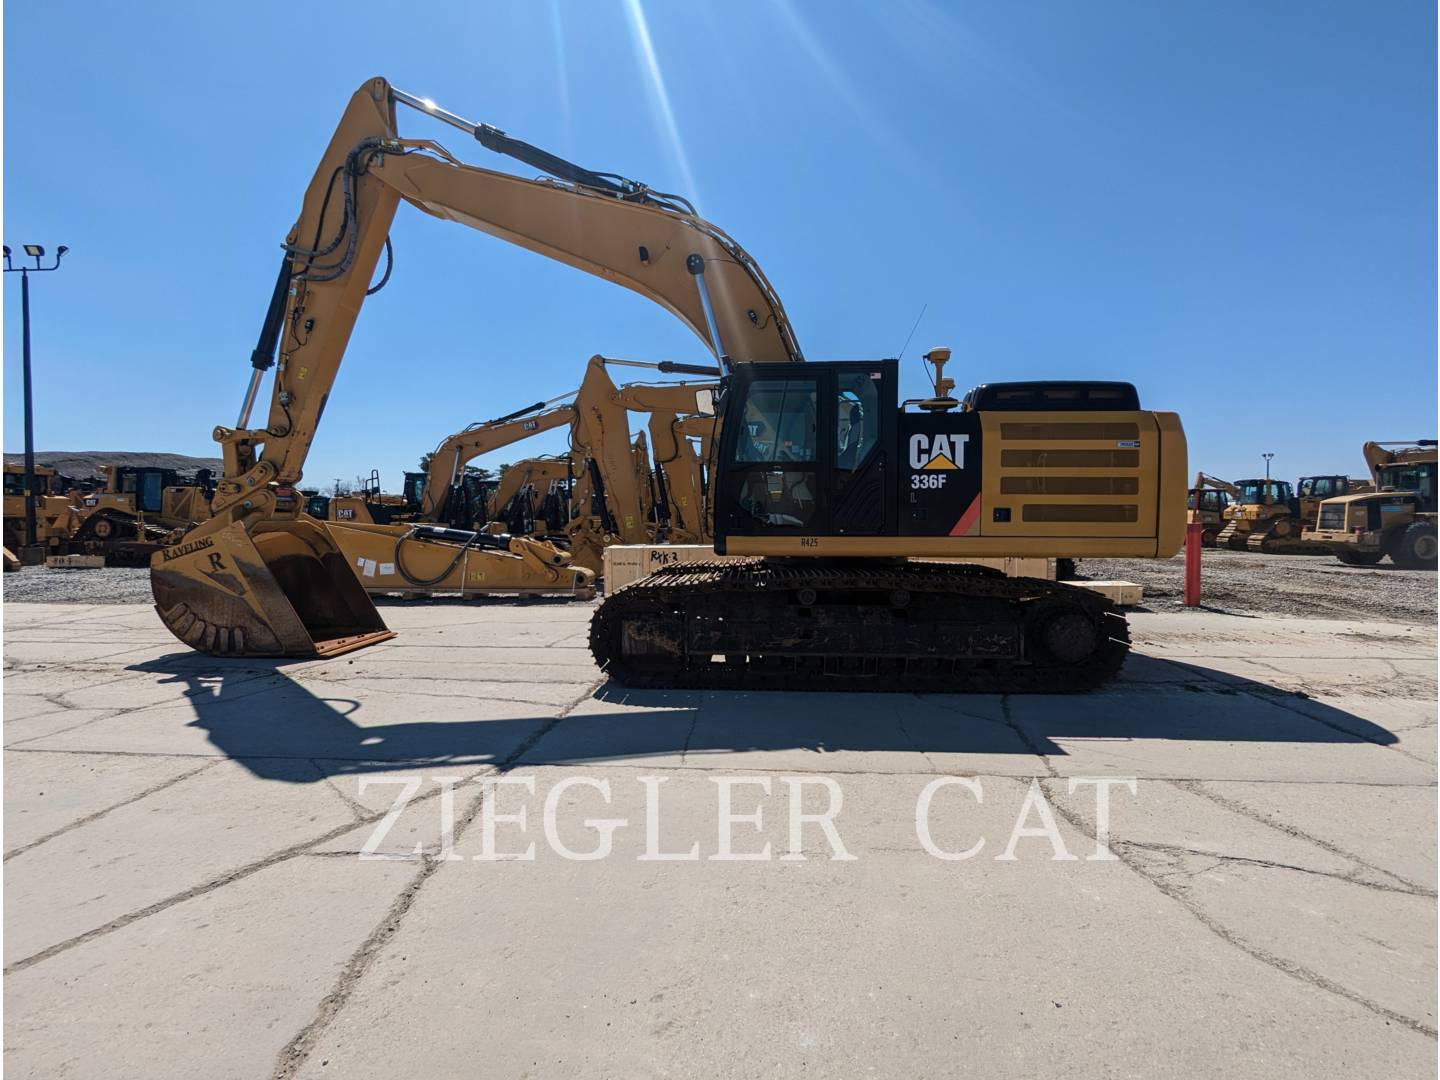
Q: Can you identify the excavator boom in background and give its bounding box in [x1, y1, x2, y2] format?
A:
[321, 355, 718, 591]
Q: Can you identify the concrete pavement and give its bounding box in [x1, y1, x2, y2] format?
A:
[3, 599, 1435, 1078]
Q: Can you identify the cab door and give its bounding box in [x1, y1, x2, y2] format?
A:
[828, 365, 894, 535]
[715, 362, 896, 542]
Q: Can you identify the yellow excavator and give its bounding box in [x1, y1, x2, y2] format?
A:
[1188, 472, 1237, 547]
[316, 356, 717, 597]
[592, 360, 1187, 691]
[155, 78, 1185, 691]
[151, 77, 794, 657]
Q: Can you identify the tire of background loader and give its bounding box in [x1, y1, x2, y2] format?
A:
[1390, 523, 1438, 571]
[1055, 558, 1078, 581]
[1334, 548, 1384, 567]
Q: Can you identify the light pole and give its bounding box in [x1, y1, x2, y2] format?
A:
[4, 243, 69, 551]
[1262, 452, 1274, 481]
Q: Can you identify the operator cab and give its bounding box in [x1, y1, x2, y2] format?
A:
[1189, 489, 1233, 513]
[1376, 461, 1437, 512]
[1297, 476, 1351, 500]
[714, 355, 1159, 549]
[1234, 479, 1296, 513]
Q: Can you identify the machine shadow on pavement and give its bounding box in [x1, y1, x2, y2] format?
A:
[124, 652, 1399, 783]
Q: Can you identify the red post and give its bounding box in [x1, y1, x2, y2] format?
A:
[1184, 521, 1203, 607]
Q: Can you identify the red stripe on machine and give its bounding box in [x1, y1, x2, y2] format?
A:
[949, 497, 981, 537]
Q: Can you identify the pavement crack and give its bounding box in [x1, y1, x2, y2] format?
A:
[1046, 790, 1438, 1038]
[1, 770, 494, 976]
[310, 760, 370, 821]
[494, 675, 607, 773]
[1172, 780, 1434, 894]
[895, 698, 938, 773]
[1116, 840, 1433, 897]
[1235, 686, 1431, 765]
[271, 776, 496, 1080]
[998, 695, 1057, 778]
[3, 759, 222, 862]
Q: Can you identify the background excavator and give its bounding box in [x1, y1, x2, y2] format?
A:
[322, 355, 718, 593]
[1188, 472, 1237, 547]
[151, 77, 796, 656]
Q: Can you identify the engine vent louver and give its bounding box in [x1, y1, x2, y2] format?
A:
[997, 420, 1143, 530]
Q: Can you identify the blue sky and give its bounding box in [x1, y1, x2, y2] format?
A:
[4, 0, 1434, 489]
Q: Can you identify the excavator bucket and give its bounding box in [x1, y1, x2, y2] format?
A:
[150, 515, 395, 658]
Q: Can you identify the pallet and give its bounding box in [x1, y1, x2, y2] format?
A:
[1072, 580, 1143, 607]
[45, 554, 106, 570]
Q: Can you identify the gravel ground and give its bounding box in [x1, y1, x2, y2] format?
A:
[4, 549, 1434, 626]
[1076, 548, 1437, 624]
[2, 567, 155, 605]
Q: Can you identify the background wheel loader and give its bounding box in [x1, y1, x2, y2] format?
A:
[1303, 440, 1437, 569]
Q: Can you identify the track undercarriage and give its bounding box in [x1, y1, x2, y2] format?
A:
[590, 560, 1130, 693]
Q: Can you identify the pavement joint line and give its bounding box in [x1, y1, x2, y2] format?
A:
[496, 675, 609, 772]
[270, 675, 608, 1078]
[1042, 780, 1439, 1038]
[1114, 840, 1435, 898]
[270, 848, 449, 1080]
[997, 694, 1058, 779]
[309, 760, 371, 821]
[1234, 687, 1434, 765]
[0, 760, 505, 977]
[3, 708, 129, 749]
[1172, 779, 1435, 895]
[893, 698, 940, 774]
[1, 676, 285, 751]
[679, 696, 700, 765]
[4, 745, 1438, 786]
[2, 759, 224, 862]
[287, 686, 585, 711]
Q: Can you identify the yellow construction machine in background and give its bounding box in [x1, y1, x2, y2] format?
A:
[1214, 472, 1365, 554]
[321, 355, 718, 594]
[1304, 440, 1437, 568]
[1187, 472, 1236, 547]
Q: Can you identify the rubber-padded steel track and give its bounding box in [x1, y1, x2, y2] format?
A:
[590, 560, 1130, 693]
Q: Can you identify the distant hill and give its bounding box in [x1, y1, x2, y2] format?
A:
[2, 451, 224, 480]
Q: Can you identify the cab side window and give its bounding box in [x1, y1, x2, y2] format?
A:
[836, 373, 879, 472]
[734, 380, 818, 464]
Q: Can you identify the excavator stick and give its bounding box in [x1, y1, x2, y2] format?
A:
[150, 515, 394, 658]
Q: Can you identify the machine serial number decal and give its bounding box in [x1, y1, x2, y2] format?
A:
[1116, 440, 1140, 448]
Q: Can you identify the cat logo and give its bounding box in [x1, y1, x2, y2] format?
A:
[909, 433, 969, 471]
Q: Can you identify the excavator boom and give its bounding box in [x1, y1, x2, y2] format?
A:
[152, 77, 795, 657]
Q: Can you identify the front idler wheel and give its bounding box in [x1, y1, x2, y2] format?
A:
[1030, 605, 1101, 667]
